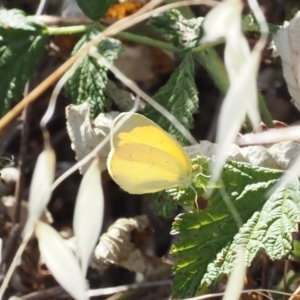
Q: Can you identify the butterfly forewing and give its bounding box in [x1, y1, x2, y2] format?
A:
[108, 113, 194, 194]
[112, 113, 192, 169]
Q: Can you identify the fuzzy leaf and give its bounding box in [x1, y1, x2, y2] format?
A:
[150, 9, 229, 101]
[143, 52, 198, 145]
[0, 9, 48, 116]
[149, 9, 203, 49]
[75, 0, 118, 20]
[171, 159, 285, 298]
[203, 178, 300, 284]
[65, 29, 123, 118]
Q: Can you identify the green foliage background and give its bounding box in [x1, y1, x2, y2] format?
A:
[65, 29, 123, 118]
[170, 158, 300, 297]
[0, 5, 297, 300]
[0, 9, 48, 116]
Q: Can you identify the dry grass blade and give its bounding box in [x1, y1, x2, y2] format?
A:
[73, 157, 104, 276]
[36, 221, 88, 300]
[238, 126, 300, 145]
[222, 249, 246, 300]
[213, 50, 261, 181]
[201, 0, 266, 183]
[22, 144, 56, 237]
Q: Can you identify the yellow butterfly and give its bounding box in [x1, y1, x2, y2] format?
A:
[107, 113, 194, 194]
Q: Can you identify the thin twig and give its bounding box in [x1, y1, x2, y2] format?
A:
[13, 106, 30, 224]
[35, 0, 48, 16]
[289, 285, 300, 300]
[283, 259, 289, 300]
[20, 286, 66, 300]
[34, 15, 92, 26]
[261, 253, 269, 300]
[88, 280, 172, 297]
[0, 224, 20, 274]
[19, 280, 172, 299]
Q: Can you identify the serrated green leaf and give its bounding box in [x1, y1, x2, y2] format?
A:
[171, 160, 285, 298]
[0, 9, 48, 116]
[143, 51, 198, 145]
[203, 179, 300, 288]
[149, 9, 203, 49]
[75, 0, 118, 21]
[149, 9, 229, 117]
[65, 29, 123, 118]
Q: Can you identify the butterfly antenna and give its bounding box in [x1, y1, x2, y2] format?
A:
[189, 184, 198, 210]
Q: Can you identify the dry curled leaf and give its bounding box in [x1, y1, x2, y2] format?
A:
[0, 167, 19, 198]
[66, 103, 118, 173]
[186, 140, 300, 171]
[105, 80, 139, 111]
[92, 215, 153, 273]
[274, 11, 300, 111]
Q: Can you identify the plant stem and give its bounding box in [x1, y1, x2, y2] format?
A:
[192, 39, 224, 53]
[115, 29, 180, 53]
[258, 92, 273, 128]
[194, 50, 229, 95]
[46, 24, 92, 35]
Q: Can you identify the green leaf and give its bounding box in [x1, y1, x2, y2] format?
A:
[0, 9, 48, 117]
[152, 191, 178, 219]
[171, 160, 286, 298]
[244, 179, 300, 260]
[149, 9, 203, 49]
[203, 179, 300, 287]
[242, 14, 280, 35]
[143, 51, 198, 145]
[166, 156, 211, 209]
[65, 29, 123, 118]
[75, 0, 118, 21]
[150, 9, 229, 101]
[152, 157, 212, 218]
[194, 51, 229, 95]
[291, 240, 300, 262]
